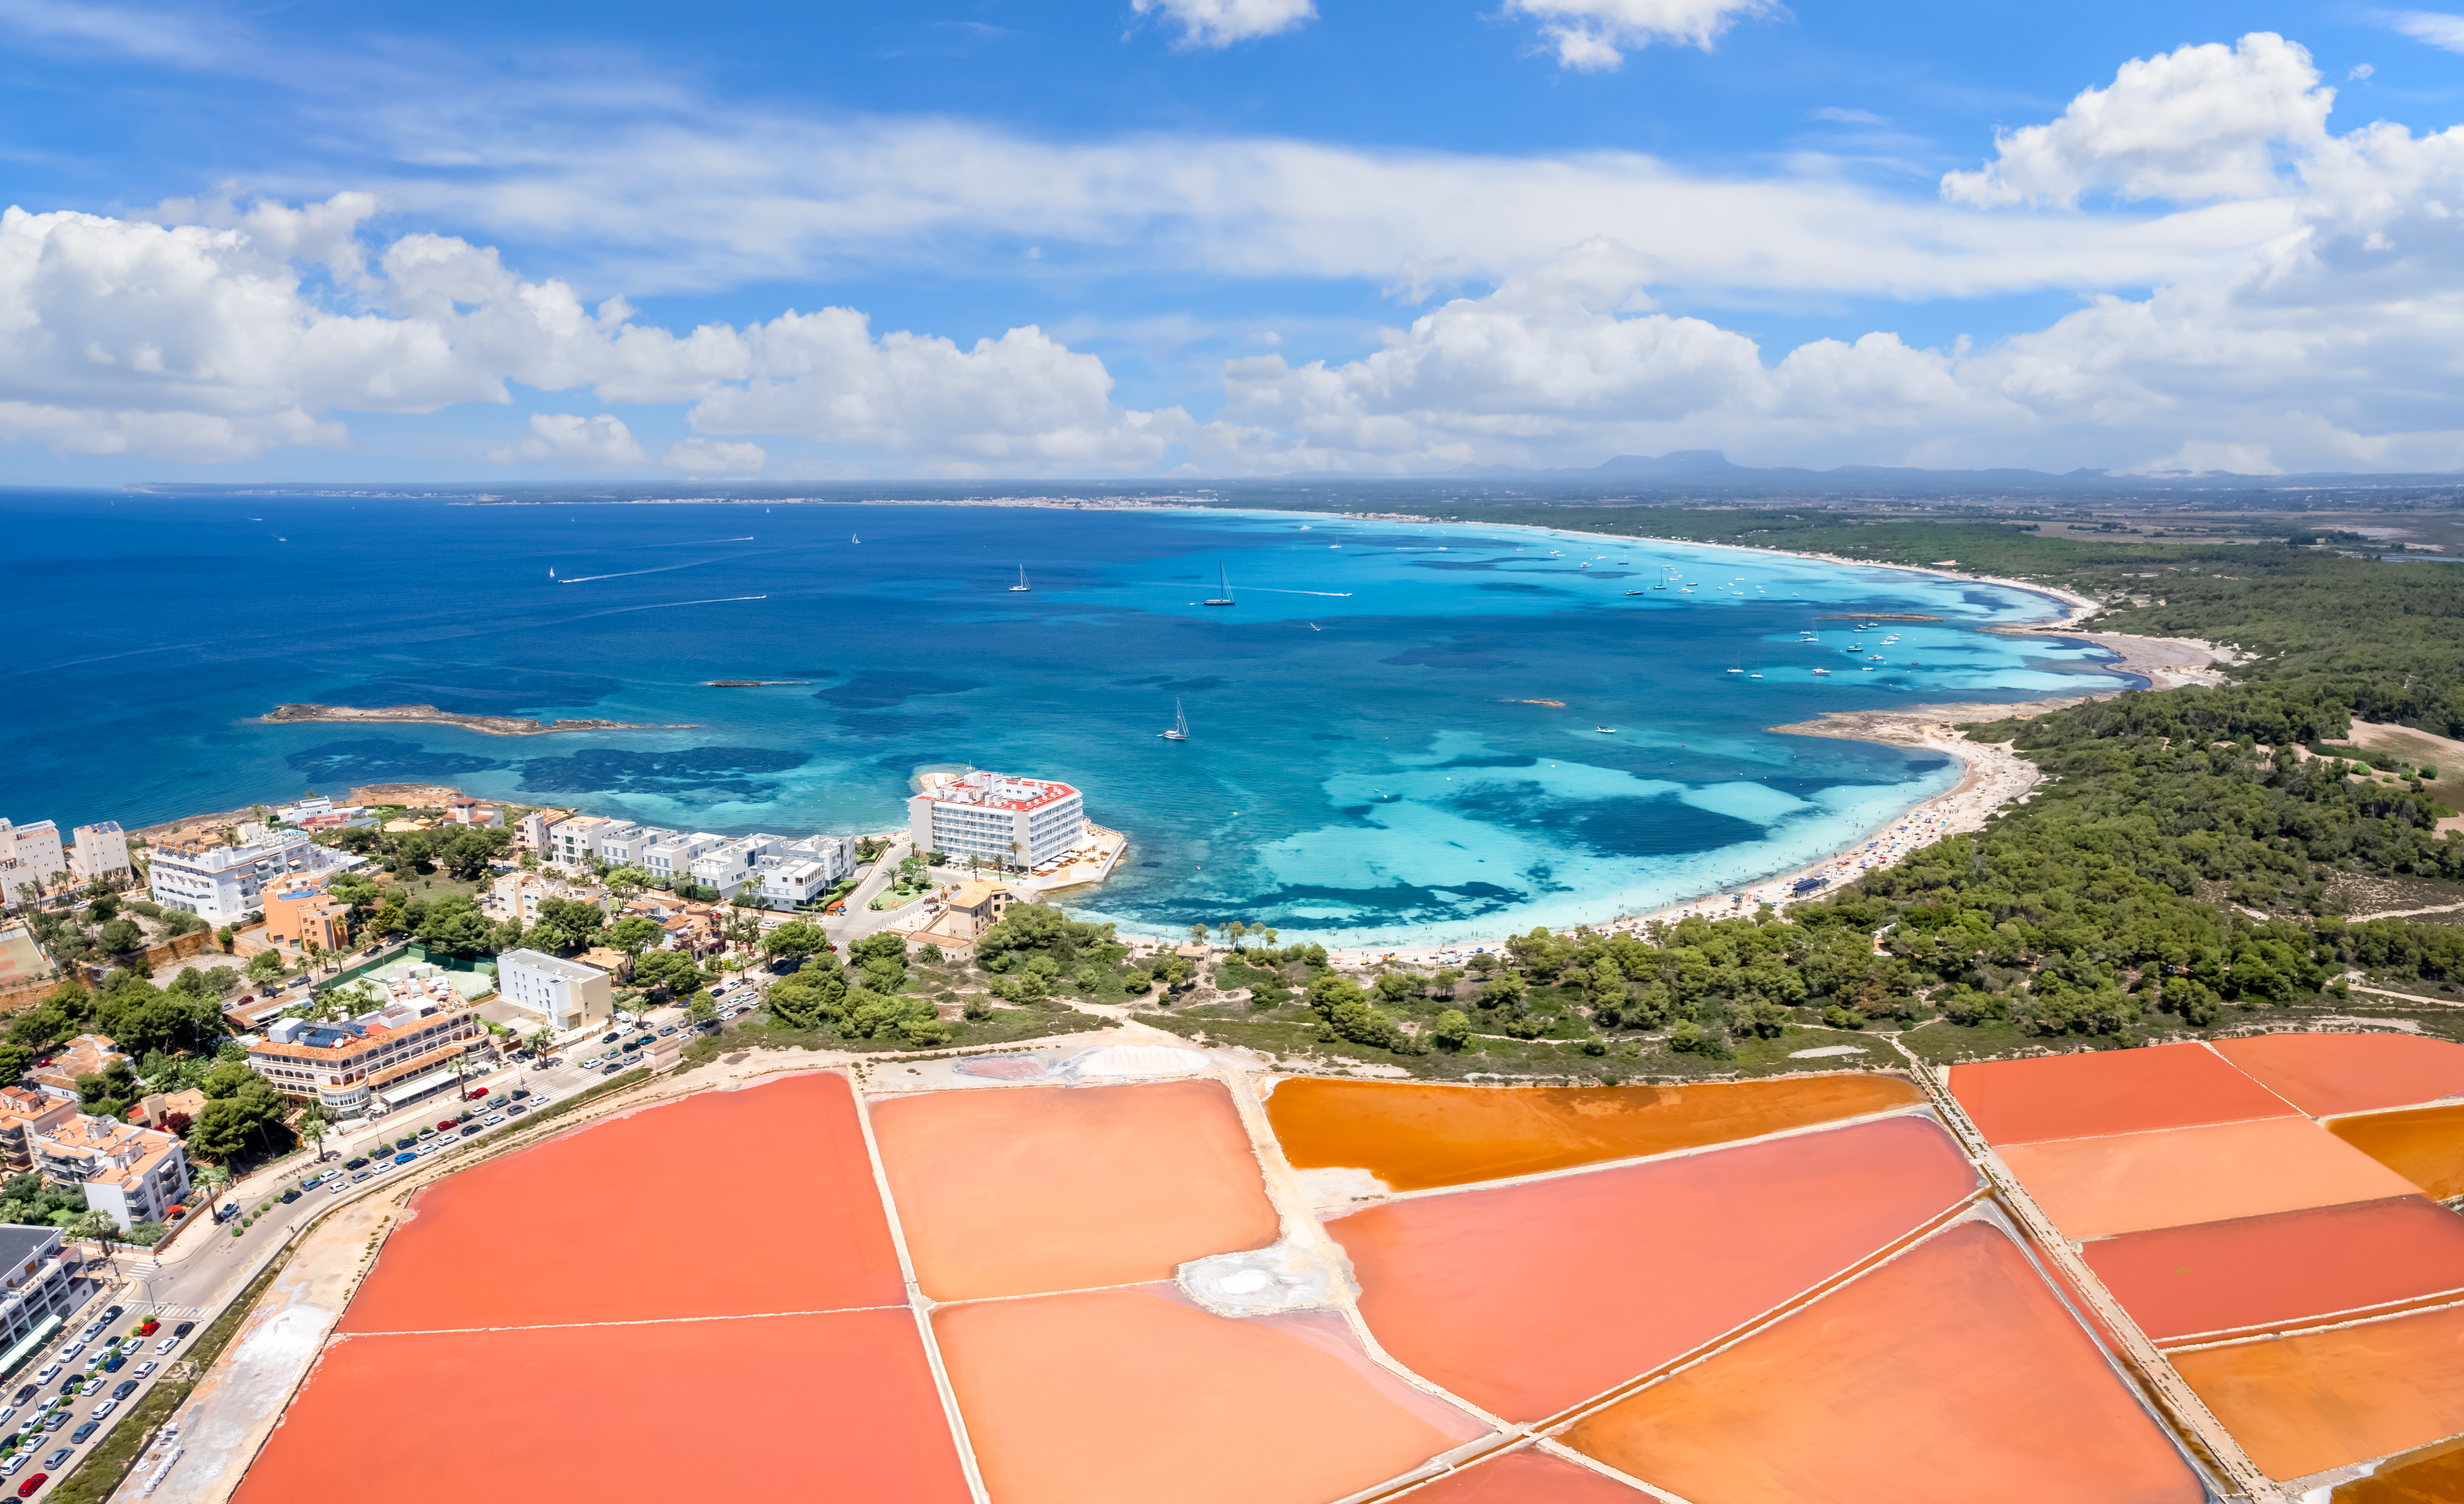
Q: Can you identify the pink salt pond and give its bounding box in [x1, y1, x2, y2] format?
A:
[934, 1284, 1494, 1504]
[1332, 1114, 1980, 1421]
[870, 1077, 1280, 1301]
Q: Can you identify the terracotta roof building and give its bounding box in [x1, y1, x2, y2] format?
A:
[247, 989, 484, 1118]
[31, 1114, 191, 1231]
[31, 1035, 129, 1099]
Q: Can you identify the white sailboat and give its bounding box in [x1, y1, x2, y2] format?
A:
[1010, 565, 1032, 593]
[1202, 562, 1236, 607]
[1160, 699, 1190, 741]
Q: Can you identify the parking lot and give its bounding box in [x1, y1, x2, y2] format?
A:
[0, 1299, 195, 1499]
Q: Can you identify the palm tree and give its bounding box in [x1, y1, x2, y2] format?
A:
[296, 1102, 332, 1162]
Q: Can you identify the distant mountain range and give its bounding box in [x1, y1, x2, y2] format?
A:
[1447, 451, 2464, 493]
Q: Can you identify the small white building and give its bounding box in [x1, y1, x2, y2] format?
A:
[783, 834, 857, 883]
[642, 832, 722, 884]
[273, 797, 335, 825]
[907, 772, 1087, 871]
[148, 828, 355, 924]
[758, 859, 837, 907]
[497, 949, 615, 1033]
[0, 820, 66, 905]
[66, 822, 131, 885]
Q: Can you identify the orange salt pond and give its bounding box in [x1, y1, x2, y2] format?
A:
[933, 1284, 1493, 1504]
[2083, 1196, 2464, 1342]
[2333, 1435, 2464, 1503]
[1560, 1220, 2206, 1504]
[235, 1309, 971, 1504]
[1266, 1074, 1924, 1191]
[2214, 1033, 2464, 1117]
[871, 1077, 1279, 1301]
[340, 1072, 903, 1332]
[1949, 1042, 2296, 1146]
[2332, 1101, 2464, 1199]
[1398, 1447, 1649, 1501]
[2173, 1303, 2464, 1481]
[1333, 1115, 1978, 1420]
[1997, 1116, 2421, 1239]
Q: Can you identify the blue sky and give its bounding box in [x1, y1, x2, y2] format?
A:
[4, 0, 2464, 480]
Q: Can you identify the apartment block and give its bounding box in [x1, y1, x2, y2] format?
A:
[34, 1115, 192, 1231]
[0, 1226, 73, 1353]
[0, 820, 65, 904]
[496, 949, 614, 1032]
[265, 878, 352, 954]
[66, 822, 131, 885]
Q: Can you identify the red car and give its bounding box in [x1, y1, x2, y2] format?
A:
[465, 1086, 489, 1100]
[135, 1319, 159, 1338]
[19, 1472, 45, 1496]
[436, 1120, 458, 1132]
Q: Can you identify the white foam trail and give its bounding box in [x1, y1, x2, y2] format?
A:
[586, 595, 767, 616]
[559, 558, 722, 583]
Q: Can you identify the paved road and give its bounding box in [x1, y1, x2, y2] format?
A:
[825, 844, 919, 947]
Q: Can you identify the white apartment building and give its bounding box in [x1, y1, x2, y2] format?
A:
[688, 833, 791, 897]
[66, 821, 130, 885]
[274, 797, 334, 824]
[908, 772, 1087, 870]
[0, 820, 66, 905]
[549, 816, 639, 868]
[642, 832, 722, 883]
[0, 1226, 71, 1353]
[497, 949, 615, 1032]
[595, 824, 671, 866]
[149, 828, 356, 924]
[759, 860, 836, 906]
[782, 834, 856, 883]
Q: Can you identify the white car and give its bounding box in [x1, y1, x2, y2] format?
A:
[132, 1362, 156, 1380]
[78, 1379, 102, 1397]
[483, 1113, 504, 1125]
[31, 1366, 56, 1385]
[1, 1451, 26, 1475]
[90, 1398, 116, 1421]
[152, 1338, 175, 1355]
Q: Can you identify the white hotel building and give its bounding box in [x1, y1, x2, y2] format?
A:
[149, 828, 357, 924]
[907, 772, 1087, 871]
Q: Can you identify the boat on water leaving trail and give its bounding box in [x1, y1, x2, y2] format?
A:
[1202, 563, 1236, 607]
[1812, 668, 1831, 675]
[1595, 725, 1616, 733]
[1010, 565, 1032, 593]
[1160, 699, 1190, 741]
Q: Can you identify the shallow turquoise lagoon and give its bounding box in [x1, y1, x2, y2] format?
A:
[1, 493, 2130, 946]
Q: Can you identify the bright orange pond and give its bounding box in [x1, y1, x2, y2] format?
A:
[1266, 1074, 1924, 1191]
[1560, 1220, 2206, 1504]
[2331, 1101, 2464, 1200]
[1399, 1447, 1650, 1501]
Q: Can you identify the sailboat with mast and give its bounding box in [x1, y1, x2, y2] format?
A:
[1202, 562, 1235, 607]
[1010, 565, 1032, 593]
[1160, 698, 1190, 741]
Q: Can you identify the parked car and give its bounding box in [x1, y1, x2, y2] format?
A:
[76, 1381, 100, 1399]
[28, 1369, 53, 1389]
[505, 1104, 527, 1116]
[39, 1450, 65, 1470]
[172, 1323, 194, 1338]
[110, 1381, 136, 1402]
[393, 1152, 417, 1165]
[14, 1470, 42, 1494]
[0, 1456, 22, 1478]
[466, 1086, 488, 1100]
[598, 1031, 620, 1045]
[656, 1026, 676, 1038]
[482, 1113, 503, 1126]
[154, 1336, 176, 1354]
[417, 1128, 436, 1140]
[135, 1319, 158, 1338]
[132, 1363, 155, 1380]
[40, 1412, 64, 1432]
[64, 1427, 91, 1447]
[88, 1399, 115, 1421]
[10, 1388, 36, 1407]
[349, 1171, 371, 1184]
[509, 1088, 530, 1100]
[99, 1308, 122, 1324]
[435, 1120, 458, 1132]
[458, 1125, 480, 1138]
[602, 1063, 621, 1075]
[100, 1355, 121, 1373]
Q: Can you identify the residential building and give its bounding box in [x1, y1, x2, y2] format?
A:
[66, 822, 131, 886]
[688, 834, 789, 897]
[642, 832, 722, 884]
[248, 990, 484, 1118]
[517, 810, 554, 852]
[938, 881, 1015, 940]
[907, 771, 1088, 870]
[265, 878, 351, 955]
[0, 1089, 78, 1173]
[758, 859, 837, 907]
[551, 817, 642, 868]
[594, 824, 670, 866]
[31, 1036, 129, 1100]
[295, 808, 376, 833]
[784, 834, 858, 883]
[33, 1113, 192, 1230]
[148, 828, 356, 924]
[0, 1226, 74, 1354]
[274, 797, 335, 824]
[0, 820, 65, 904]
[127, 1089, 207, 1132]
[575, 945, 633, 982]
[444, 797, 503, 828]
[497, 949, 614, 1032]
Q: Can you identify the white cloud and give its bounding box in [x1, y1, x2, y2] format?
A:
[1131, 0, 1314, 49]
[2390, 11, 2464, 53]
[1505, 0, 1778, 71]
[661, 437, 766, 475]
[487, 413, 648, 468]
[1812, 106, 1888, 126]
[1942, 33, 2333, 207]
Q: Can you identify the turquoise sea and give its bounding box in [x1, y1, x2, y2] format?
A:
[0, 489, 2133, 947]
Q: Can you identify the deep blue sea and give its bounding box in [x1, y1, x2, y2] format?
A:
[0, 489, 2133, 947]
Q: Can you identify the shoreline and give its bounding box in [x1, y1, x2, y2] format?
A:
[260, 703, 698, 737]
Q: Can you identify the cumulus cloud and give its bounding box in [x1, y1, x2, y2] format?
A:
[1942, 33, 2333, 207]
[0, 197, 1184, 469]
[487, 413, 648, 468]
[1131, 0, 1314, 49]
[1505, 0, 1778, 71]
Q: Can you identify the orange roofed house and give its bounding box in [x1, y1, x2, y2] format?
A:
[246, 981, 484, 1121]
[30, 1036, 128, 1099]
[0, 1087, 76, 1173]
[31, 1113, 191, 1231]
